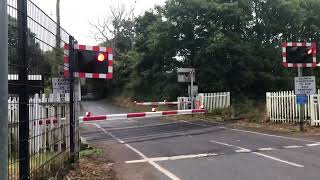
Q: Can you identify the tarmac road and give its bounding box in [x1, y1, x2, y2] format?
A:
[80, 100, 320, 180]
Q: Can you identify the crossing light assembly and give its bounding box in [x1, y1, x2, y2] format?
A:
[286, 46, 313, 63]
[282, 42, 317, 68]
[64, 44, 113, 79]
[75, 50, 108, 74]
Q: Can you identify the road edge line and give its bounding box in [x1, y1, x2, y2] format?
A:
[210, 139, 304, 168]
[93, 123, 181, 180]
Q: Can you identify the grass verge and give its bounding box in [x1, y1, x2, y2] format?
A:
[64, 144, 116, 180]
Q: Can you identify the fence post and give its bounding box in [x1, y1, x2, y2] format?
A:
[17, 0, 30, 179]
[0, 0, 8, 179]
[69, 36, 76, 162]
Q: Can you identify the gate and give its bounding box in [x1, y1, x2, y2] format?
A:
[7, 0, 80, 179]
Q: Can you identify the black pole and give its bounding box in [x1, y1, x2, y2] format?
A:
[69, 36, 75, 162]
[17, 0, 30, 179]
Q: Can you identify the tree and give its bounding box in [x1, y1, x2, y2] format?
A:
[88, 0, 320, 101]
[90, 1, 136, 56]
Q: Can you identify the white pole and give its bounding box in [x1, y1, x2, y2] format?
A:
[190, 70, 194, 109]
[0, 0, 8, 178]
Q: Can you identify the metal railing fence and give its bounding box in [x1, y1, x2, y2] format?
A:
[7, 0, 80, 179]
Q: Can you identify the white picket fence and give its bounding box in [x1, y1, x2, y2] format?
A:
[198, 92, 231, 110]
[177, 97, 191, 110]
[178, 92, 231, 110]
[8, 93, 72, 154]
[266, 90, 320, 126]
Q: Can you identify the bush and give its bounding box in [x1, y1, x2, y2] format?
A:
[208, 107, 233, 119]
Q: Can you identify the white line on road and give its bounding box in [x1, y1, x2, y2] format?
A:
[258, 148, 274, 151]
[230, 128, 318, 143]
[306, 143, 320, 147]
[283, 145, 304, 149]
[97, 106, 105, 110]
[126, 153, 219, 164]
[210, 140, 304, 168]
[94, 123, 181, 180]
[252, 152, 304, 168]
[235, 149, 252, 153]
[199, 119, 319, 143]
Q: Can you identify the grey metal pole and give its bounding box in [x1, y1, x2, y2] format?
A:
[190, 70, 194, 109]
[298, 67, 304, 132]
[0, 0, 8, 179]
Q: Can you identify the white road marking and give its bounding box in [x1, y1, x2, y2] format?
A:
[258, 148, 274, 151]
[97, 106, 105, 110]
[199, 119, 318, 143]
[126, 153, 219, 164]
[235, 149, 252, 153]
[283, 145, 304, 149]
[306, 143, 320, 147]
[210, 140, 304, 168]
[209, 140, 234, 147]
[252, 152, 304, 168]
[230, 128, 318, 143]
[94, 123, 181, 180]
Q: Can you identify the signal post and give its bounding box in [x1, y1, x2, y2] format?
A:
[64, 39, 113, 161]
[282, 42, 317, 131]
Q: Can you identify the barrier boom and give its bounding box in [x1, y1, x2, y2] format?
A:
[80, 109, 206, 122]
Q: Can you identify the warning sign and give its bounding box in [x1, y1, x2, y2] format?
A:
[52, 78, 70, 94]
[294, 76, 316, 95]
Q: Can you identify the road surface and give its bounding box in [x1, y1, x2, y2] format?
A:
[80, 100, 320, 180]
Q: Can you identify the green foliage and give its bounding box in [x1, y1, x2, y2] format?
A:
[232, 99, 267, 122]
[208, 107, 233, 119]
[80, 146, 104, 158]
[87, 0, 320, 101]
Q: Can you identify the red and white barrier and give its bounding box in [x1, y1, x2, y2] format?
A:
[80, 109, 206, 122]
[134, 101, 191, 106]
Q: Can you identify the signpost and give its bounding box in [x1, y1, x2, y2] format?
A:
[294, 73, 316, 131]
[282, 42, 317, 131]
[294, 76, 316, 95]
[188, 85, 198, 97]
[52, 77, 81, 101]
[177, 68, 196, 109]
[52, 78, 70, 94]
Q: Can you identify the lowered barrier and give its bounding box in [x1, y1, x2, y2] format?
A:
[80, 109, 206, 122]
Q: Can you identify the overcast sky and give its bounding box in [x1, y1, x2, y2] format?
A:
[31, 0, 166, 46]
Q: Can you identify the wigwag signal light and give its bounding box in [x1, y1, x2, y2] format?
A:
[97, 52, 107, 62]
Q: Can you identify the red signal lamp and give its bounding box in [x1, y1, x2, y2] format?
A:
[307, 48, 313, 55]
[96, 52, 107, 62]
